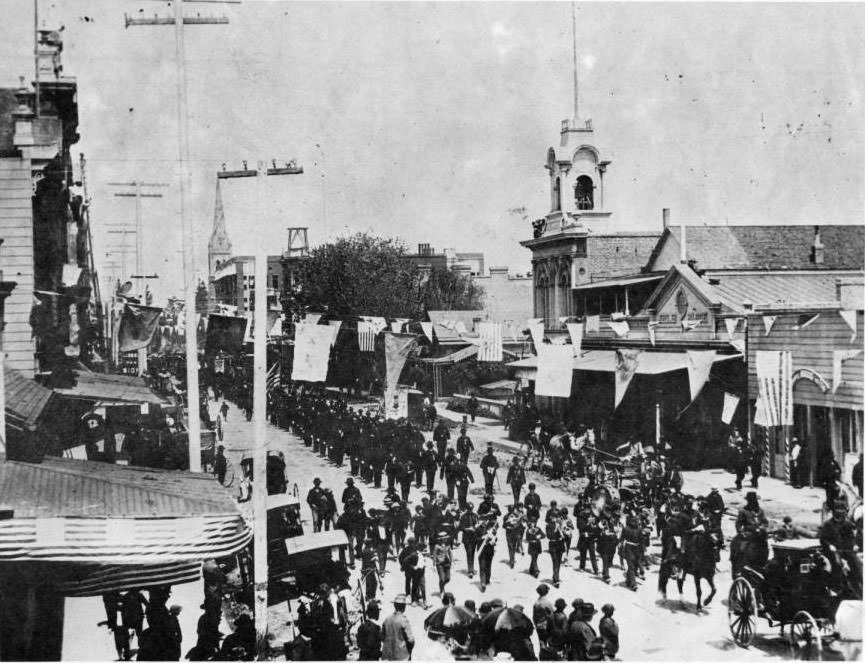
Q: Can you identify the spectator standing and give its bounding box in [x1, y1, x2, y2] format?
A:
[382, 595, 415, 660]
[532, 584, 554, 647]
[356, 601, 383, 661]
[599, 604, 619, 659]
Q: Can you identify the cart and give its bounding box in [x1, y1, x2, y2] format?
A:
[727, 538, 862, 659]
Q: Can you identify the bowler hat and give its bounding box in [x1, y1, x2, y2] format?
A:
[393, 594, 408, 605]
[581, 602, 598, 617]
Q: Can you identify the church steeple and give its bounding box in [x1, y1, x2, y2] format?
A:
[208, 179, 232, 277]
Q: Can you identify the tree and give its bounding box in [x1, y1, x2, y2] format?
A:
[421, 267, 484, 312]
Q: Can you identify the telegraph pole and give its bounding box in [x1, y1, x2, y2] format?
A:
[108, 181, 168, 291]
[124, 0, 234, 474]
[218, 158, 303, 656]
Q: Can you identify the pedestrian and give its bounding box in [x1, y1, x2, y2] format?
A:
[545, 598, 569, 658]
[382, 595, 415, 660]
[433, 532, 453, 596]
[477, 520, 498, 592]
[619, 514, 641, 591]
[421, 441, 438, 494]
[566, 602, 599, 661]
[596, 514, 618, 584]
[321, 488, 338, 531]
[456, 427, 474, 465]
[506, 456, 526, 505]
[213, 445, 228, 485]
[749, 440, 763, 488]
[443, 448, 459, 500]
[525, 516, 545, 578]
[576, 504, 599, 575]
[166, 605, 183, 661]
[546, 513, 566, 587]
[533, 584, 554, 647]
[524, 483, 542, 522]
[503, 505, 522, 568]
[453, 459, 475, 510]
[734, 438, 749, 490]
[397, 537, 419, 598]
[307, 478, 325, 532]
[467, 394, 479, 422]
[220, 400, 229, 422]
[480, 444, 500, 495]
[458, 501, 481, 578]
[361, 540, 381, 601]
[599, 604, 619, 659]
[356, 600, 384, 661]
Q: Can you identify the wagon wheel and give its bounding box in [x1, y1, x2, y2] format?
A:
[728, 577, 758, 647]
[789, 610, 822, 661]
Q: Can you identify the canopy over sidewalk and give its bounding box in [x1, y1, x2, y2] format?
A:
[53, 369, 168, 405]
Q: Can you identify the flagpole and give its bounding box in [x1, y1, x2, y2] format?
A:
[655, 403, 660, 450]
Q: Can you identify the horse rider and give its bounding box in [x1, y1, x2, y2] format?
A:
[819, 504, 862, 596]
[733, 491, 769, 571]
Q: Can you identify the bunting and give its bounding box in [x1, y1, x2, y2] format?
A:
[607, 320, 630, 338]
[384, 333, 417, 389]
[686, 350, 716, 401]
[585, 315, 600, 333]
[291, 323, 335, 383]
[364, 316, 388, 335]
[762, 315, 777, 336]
[721, 392, 740, 424]
[839, 310, 857, 342]
[118, 304, 163, 352]
[754, 350, 793, 426]
[647, 320, 659, 347]
[724, 318, 739, 340]
[477, 322, 503, 362]
[528, 321, 545, 352]
[304, 313, 322, 325]
[420, 322, 434, 343]
[614, 349, 641, 410]
[566, 322, 584, 356]
[328, 320, 342, 347]
[535, 344, 574, 397]
[681, 319, 701, 333]
[357, 320, 376, 352]
[833, 349, 862, 393]
[729, 339, 746, 354]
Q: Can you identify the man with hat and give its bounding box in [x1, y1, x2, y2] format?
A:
[342, 477, 362, 507]
[421, 441, 438, 494]
[433, 419, 451, 472]
[480, 444, 500, 495]
[458, 501, 481, 577]
[524, 482, 542, 522]
[382, 595, 414, 660]
[734, 491, 769, 571]
[456, 427, 475, 465]
[356, 600, 383, 660]
[566, 601, 600, 661]
[505, 456, 527, 505]
[307, 478, 325, 533]
[532, 584, 554, 647]
[546, 511, 567, 587]
[819, 504, 862, 593]
[503, 504, 523, 568]
[432, 531, 453, 595]
[525, 516, 545, 577]
[213, 445, 228, 485]
[478, 493, 502, 521]
[442, 448, 459, 501]
[546, 598, 569, 657]
[452, 458, 476, 510]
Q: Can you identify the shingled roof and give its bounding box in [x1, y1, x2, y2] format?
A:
[646, 225, 865, 271]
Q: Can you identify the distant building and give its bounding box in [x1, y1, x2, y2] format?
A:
[211, 254, 283, 315]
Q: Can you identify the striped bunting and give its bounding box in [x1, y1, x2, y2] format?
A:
[57, 561, 202, 597]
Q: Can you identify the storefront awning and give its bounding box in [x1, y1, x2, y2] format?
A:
[56, 561, 202, 597]
[53, 370, 168, 405]
[508, 350, 741, 380]
[0, 458, 251, 563]
[284, 529, 349, 557]
[572, 274, 664, 291]
[5, 369, 54, 431]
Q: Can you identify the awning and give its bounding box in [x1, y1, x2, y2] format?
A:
[56, 561, 202, 597]
[572, 274, 664, 291]
[53, 370, 168, 405]
[508, 350, 741, 380]
[5, 369, 54, 431]
[285, 529, 348, 557]
[418, 345, 480, 365]
[0, 458, 251, 563]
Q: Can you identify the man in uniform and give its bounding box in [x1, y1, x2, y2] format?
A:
[307, 478, 325, 533]
[420, 441, 438, 494]
[480, 444, 499, 495]
[434, 420, 451, 471]
[442, 448, 459, 501]
[506, 456, 527, 505]
[456, 427, 475, 465]
[546, 511, 566, 587]
[524, 483, 542, 522]
[342, 477, 362, 508]
[458, 501, 481, 577]
[503, 504, 523, 568]
[452, 458, 475, 510]
[477, 519, 498, 592]
[432, 532, 453, 596]
[478, 493, 502, 521]
[525, 516, 545, 578]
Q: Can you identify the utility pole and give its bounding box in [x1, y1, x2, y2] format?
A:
[33, 0, 39, 118]
[218, 159, 303, 656]
[108, 181, 168, 290]
[124, 0, 234, 474]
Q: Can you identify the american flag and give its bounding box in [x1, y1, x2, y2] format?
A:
[266, 362, 281, 394]
[357, 320, 376, 352]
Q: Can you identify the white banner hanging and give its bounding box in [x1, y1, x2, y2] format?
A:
[535, 344, 574, 397]
[585, 315, 600, 333]
[686, 350, 716, 402]
[721, 392, 740, 424]
[291, 323, 334, 383]
[566, 322, 584, 356]
[477, 322, 503, 362]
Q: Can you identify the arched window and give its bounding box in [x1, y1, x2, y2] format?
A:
[575, 175, 594, 210]
[553, 177, 562, 211]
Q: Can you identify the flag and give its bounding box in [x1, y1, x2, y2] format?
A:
[265, 310, 281, 337]
[753, 395, 769, 427]
[291, 323, 334, 383]
[607, 320, 630, 338]
[384, 333, 417, 389]
[614, 349, 641, 410]
[755, 350, 793, 426]
[477, 322, 503, 362]
[266, 362, 281, 394]
[535, 344, 574, 397]
[304, 313, 322, 325]
[420, 321, 434, 343]
[118, 304, 163, 352]
[528, 321, 544, 351]
[839, 310, 857, 342]
[686, 350, 716, 401]
[833, 349, 862, 393]
[390, 318, 410, 334]
[724, 318, 739, 340]
[681, 319, 701, 333]
[357, 320, 376, 352]
[762, 315, 777, 336]
[566, 322, 583, 356]
[794, 313, 820, 330]
[328, 320, 342, 347]
[721, 392, 740, 424]
[367, 317, 388, 334]
[585, 315, 600, 333]
[647, 320, 659, 347]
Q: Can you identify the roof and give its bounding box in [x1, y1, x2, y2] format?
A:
[708, 271, 847, 312]
[573, 273, 664, 291]
[53, 370, 168, 405]
[284, 529, 348, 556]
[651, 225, 865, 271]
[5, 369, 54, 431]
[508, 350, 741, 376]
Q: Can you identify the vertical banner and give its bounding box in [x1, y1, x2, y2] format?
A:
[721, 392, 740, 424]
[762, 315, 777, 336]
[384, 333, 417, 390]
[724, 317, 739, 340]
[528, 322, 545, 352]
[357, 320, 376, 352]
[535, 344, 574, 397]
[585, 315, 600, 333]
[839, 310, 857, 342]
[477, 322, 503, 362]
[566, 322, 583, 356]
[384, 386, 409, 420]
[614, 349, 641, 410]
[686, 350, 716, 401]
[291, 323, 334, 382]
[328, 320, 343, 348]
[420, 321, 434, 343]
[755, 350, 793, 426]
[118, 304, 163, 352]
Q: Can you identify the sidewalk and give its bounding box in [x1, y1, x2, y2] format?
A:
[434, 401, 828, 528]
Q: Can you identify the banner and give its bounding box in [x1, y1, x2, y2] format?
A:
[755, 350, 793, 426]
[614, 349, 641, 410]
[384, 387, 409, 420]
[585, 315, 600, 333]
[721, 392, 740, 424]
[753, 395, 769, 427]
[762, 315, 777, 336]
[420, 321, 434, 343]
[477, 322, 503, 362]
[833, 349, 862, 393]
[839, 310, 857, 342]
[292, 323, 334, 382]
[535, 344, 574, 397]
[566, 322, 584, 356]
[686, 350, 716, 401]
[724, 317, 739, 340]
[266, 362, 281, 394]
[385, 333, 417, 389]
[528, 322, 545, 352]
[647, 320, 658, 347]
[607, 320, 630, 338]
[304, 313, 322, 325]
[357, 320, 376, 352]
[118, 304, 163, 353]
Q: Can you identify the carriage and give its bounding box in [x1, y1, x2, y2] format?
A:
[727, 538, 862, 659]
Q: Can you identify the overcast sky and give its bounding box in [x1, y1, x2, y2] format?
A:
[2, 1, 864, 302]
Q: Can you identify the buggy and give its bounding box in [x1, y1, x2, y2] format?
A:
[727, 538, 862, 659]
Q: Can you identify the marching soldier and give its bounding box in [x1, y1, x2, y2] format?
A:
[524, 483, 542, 522]
[546, 512, 566, 588]
[525, 516, 545, 577]
[477, 520, 498, 592]
[506, 456, 527, 505]
[442, 448, 459, 501]
[420, 442, 438, 494]
[458, 501, 481, 578]
[576, 502, 599, 575]
[452, 459, 475, 510]
[456, 427, 474, 465]
[503, 505, 522, 568]
[480, 445, 500, 495]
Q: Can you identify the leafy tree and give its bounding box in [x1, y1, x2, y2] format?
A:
[421, 267, 484, 312]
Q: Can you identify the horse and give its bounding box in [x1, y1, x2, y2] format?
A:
[658, 528, 717, 612]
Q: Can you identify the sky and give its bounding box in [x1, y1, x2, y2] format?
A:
[2, 1, 864, 303]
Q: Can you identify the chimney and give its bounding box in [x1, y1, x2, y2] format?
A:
[679, 223, 687, 264]
[811, 226, 824, 265]
[662, 208, 670, 230]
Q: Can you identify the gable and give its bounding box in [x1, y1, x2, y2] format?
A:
[641, 264, 722, 320]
